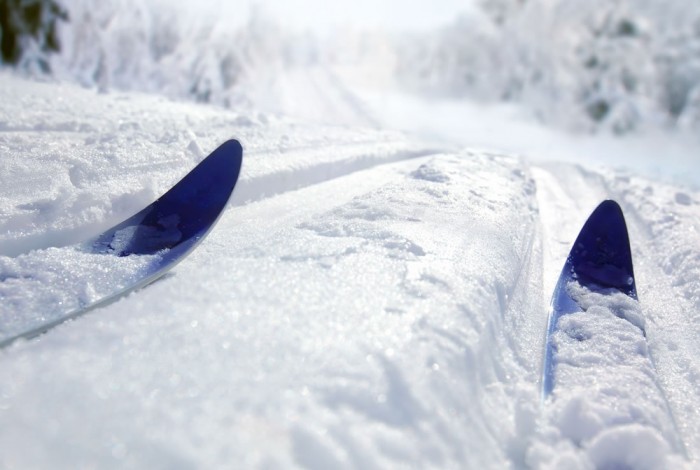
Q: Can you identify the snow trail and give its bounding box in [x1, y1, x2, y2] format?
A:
[604, 176, 700, 461]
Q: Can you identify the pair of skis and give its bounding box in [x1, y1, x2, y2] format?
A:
[0, 142, 641, 378]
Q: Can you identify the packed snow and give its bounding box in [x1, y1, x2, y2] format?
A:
[1, 1, 700, 469]
[0, 244, 160, 342]
[535, 282, 685, 469]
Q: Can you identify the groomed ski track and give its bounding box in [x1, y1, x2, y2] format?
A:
[533, 164, 700, 462]
[0, 74, 699, 468]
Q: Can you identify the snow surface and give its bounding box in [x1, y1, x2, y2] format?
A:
[1, 69, 700, 469]
[3, 0, 700, 458]
[536, 282, 684, 469]
[0, 245, 160, 342]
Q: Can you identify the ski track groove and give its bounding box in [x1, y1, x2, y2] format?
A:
[231, 145, 441, 207]
[532, 161, 698, 463]
[0, 137, 441, 258]
[601, 176, 700, 462]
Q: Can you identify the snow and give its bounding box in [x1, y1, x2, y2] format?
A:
[0, 245, 160, 341]
[36, 0, 700, 135]
[1, 2, 700, 468]
[532, 282, 684, 469]
[1, 72, 699, 469]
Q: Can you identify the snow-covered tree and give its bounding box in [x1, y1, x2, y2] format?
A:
[0, 0, 67, 71]
[394, 0, 700, 133]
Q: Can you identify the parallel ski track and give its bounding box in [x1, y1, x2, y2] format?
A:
[4, 132, 696, 461]
[231, 142, 439, 206]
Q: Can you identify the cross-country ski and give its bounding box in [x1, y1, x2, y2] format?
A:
[0, 140, 242, 347]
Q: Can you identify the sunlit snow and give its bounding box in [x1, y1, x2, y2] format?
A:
[1, 1, 700, 468]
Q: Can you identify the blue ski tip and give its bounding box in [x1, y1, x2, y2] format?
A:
[567, 200, 636, 298]
[0, 141, 242, 349]
[542, 199, 636, 399]
[92, 139, 243, 258]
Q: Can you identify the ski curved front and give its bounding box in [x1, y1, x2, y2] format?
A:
[91, 139, 242, 262]
[0, 140, 243, 348]
[541, 200, 637, 398]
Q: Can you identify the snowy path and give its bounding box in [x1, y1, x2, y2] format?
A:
[1, 74, 699, 468]
[607, 175, 700, 460]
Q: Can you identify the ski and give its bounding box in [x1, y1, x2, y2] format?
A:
[541, 199, 638, 398]
[0, 140, 243, 348]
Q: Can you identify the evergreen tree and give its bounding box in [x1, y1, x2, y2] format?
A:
[0, 0, 68, 70]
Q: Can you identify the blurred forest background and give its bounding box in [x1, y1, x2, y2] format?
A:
[1, 0, 700, 134]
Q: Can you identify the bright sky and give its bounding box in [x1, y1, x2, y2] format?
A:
[167, 0, 476, 34]
[253, 0, 476, 32]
